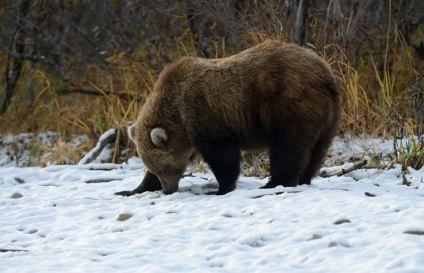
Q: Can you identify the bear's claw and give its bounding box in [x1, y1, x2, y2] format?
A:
[114, 191, 135, 197]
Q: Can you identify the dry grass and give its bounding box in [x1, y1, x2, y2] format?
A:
[0, 4, 423, 170]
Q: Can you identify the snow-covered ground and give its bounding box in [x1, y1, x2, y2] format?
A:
[1, 136, 423, 273]
[0, 132, 89, 167]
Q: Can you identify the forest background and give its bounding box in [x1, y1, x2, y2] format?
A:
[0, 0, 423, 170]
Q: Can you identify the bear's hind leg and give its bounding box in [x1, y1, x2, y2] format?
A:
[297, 139, 327, 185]
[299, 125, 337, 185]
[262, 128, 310, 188]
[195, 135, 241, 195]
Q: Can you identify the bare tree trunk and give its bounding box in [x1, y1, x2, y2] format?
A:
[0, 0, 30, 114]
[284, 0, 295, 42]
[294, 0, 310, 46]
[186, 0, 213, 58]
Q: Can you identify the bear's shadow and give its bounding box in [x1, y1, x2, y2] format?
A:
[180, 177, 266, 195]
[183, 181, 219, 195]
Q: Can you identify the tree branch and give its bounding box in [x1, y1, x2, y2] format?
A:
[319, 160, 368, 178]
[56, 87, 143, 101]
[79, 129, 118, 165]
[0, 44, 68, 80]
[294, 0, 310, 46]
[0, 0, 30, 114]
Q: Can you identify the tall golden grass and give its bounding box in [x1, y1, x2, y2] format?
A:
[0, 8, 423, 169]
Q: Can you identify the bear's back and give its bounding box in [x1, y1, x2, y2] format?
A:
[145, 41, 338, 150]
[185, 41, 337, 131]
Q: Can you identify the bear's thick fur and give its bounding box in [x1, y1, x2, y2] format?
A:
[115, 40, 341, 196]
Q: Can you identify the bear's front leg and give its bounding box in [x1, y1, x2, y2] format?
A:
[195, 135, 241, 195]
[115, 170, 162, 196]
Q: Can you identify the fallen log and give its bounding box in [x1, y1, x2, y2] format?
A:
[319, 160, 368, 178]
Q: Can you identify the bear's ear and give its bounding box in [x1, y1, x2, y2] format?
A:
[150, 127, 168, 147]
[127, 124, 136, 142]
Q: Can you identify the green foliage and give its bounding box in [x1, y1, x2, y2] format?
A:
[394, 136, 424, 171]
[28, 143, 41, 158]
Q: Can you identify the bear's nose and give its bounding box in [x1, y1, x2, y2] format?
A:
[159, 174, 180, 194]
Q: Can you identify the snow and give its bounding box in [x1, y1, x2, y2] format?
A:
[78, 128, 116, 165]
[0, 132, 88, 167]
[1, 137, 424, 273]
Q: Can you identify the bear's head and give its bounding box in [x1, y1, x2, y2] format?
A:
[128, 122, 193, 194]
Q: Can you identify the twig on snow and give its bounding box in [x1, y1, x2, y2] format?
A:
[0, 248, 28, 252]
[319, 160, 368, 178]
[85, 178, 123, 184]
[181, 172, 208, 180]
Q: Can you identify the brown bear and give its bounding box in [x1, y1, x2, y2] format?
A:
[115, 40, 341, 196]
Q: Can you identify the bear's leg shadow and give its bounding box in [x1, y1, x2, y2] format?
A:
[115, 170, 162, 196]
[195, 135, 241, 195]
[262, 127, 311, 188]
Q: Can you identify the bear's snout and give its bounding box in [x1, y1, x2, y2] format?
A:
[158, 173, 181, 194]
